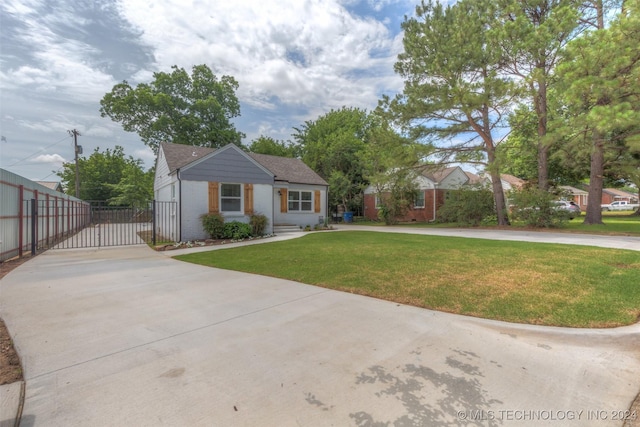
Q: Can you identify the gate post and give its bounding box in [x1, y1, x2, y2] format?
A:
[18, 186, 24, 257]
[152, 200, 157, 246]
[31, 198, 37, 256]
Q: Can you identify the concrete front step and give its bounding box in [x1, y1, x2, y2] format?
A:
[273, 224, 302, 233]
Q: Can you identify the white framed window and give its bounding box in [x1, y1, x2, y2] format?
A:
[288, 190, 313, 212]
[375, 194, 382, 208]
[221, 183, 242, 212]
[414, 191, 425, 208]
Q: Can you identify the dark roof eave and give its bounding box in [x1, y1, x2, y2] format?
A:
[275, 179, 329, 186]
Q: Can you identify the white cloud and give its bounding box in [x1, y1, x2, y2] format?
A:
[84, 126, 113, 138]
[17, 118, 75, 134]
[1, 0, 42, 15]
[116, 0, 400, 114]
[1, 1, 116, 102]
[33, 153, 65, 164]
[0, 0, 413, 179]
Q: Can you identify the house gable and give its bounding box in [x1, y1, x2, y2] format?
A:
[154, 145, 172, 190]
[180, 144, 274, 184]
[437, 167, 469, 189]
[415, 174, 436, 190]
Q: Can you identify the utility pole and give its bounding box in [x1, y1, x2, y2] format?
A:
[68, 129, 82, 198]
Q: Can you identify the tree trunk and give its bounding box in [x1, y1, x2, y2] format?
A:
[537, 143, 549, 190]
[584, 132, 605, 224]
[486, 146, 510, 226]
[490, 169, 510, 226]
[536, 75, 549, 190]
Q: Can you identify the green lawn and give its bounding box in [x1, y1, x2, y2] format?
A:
[562, 212, 640, 235]
[175, 231, 640, 328]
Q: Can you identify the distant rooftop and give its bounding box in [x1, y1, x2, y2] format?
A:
[37, 181, 63, 192]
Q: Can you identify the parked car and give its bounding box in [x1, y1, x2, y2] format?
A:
[553, 200, 581, 219]
[601, 201, 640, 211]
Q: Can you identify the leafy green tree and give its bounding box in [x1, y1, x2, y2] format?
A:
[437, 187, 496, 226]
[497, 0, 579, 189]
[100, 65, 244, 152]
[552, 0, 640, 224]
[374, 172, 419, 225]
[248, 136, 298, 157]
[498, 105, 588, 184]
[361, 122, 424, 224]
[509, 186, 572, 227]
[388, 0, 518, 225]
[57, 146, 152, 204]
[498, 106, 539, 181]
[293, 107, 374, 213]
[608, 149, 640, 214]
[106, 165, 154, 206]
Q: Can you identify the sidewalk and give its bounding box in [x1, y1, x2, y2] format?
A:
[332, 224, 640, 251]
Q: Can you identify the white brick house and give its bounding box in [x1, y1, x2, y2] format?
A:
[154, 143, 328, 241]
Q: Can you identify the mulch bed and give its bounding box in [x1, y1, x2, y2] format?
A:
[0, 318, 23, 385]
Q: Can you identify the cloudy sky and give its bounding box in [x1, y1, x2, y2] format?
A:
[0, 0, 419, 182]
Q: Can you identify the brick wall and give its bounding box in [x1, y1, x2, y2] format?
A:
[363, 190, 446, 222]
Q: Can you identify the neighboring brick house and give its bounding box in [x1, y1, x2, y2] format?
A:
[559, 185, 589, 210]
[154, 142, 328, 241]
[602, 188, 639, 205]
[363, 166, 469, 222]
[363, 167, 525, 222]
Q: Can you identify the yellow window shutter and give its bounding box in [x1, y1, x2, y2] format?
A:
[314, 190, 321, 213]
[208, 182, 219, 213]
[244, 184, 254, 215]
[280, 188, 287, 213]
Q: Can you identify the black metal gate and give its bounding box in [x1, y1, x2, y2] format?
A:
[23, 200, 177, 252]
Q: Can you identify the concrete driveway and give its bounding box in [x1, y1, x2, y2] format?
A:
[1, 229, 639, 426]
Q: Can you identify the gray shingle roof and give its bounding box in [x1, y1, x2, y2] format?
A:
[603, 188, 636, 198]
[420, 166, 459, 183]
[160, 142, 215, 172]
[247, 152, 328, 186]
[159, 142, 327, 186]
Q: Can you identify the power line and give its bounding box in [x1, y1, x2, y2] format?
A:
[39, 166, 64, 181]
[5, 134, 71, 167]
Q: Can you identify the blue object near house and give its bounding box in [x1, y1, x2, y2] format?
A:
[343, 212, 354, 223]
